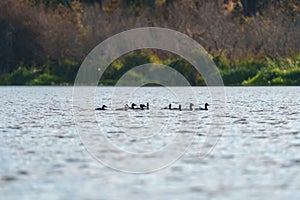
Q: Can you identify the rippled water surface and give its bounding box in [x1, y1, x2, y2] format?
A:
[1, 86, 300, 199]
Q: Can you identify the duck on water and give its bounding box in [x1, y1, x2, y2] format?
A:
[96, 103, 208, 111]
[139, 102, 149, 110]
[163, 104, 181, 111]
[189, 103, 209, 111]
[115, 103, 134, 111]
[115, 103, 149, 111]
[133, 102, 149, 110]
[162, 103, 209, 111]
[95, 105, 107, 110]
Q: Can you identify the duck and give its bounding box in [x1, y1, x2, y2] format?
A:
[142, 102, 149, 110]
[179, 103, 194, 111]
[95, 105, 107, 110]
[127, 103, 146, 110]
[190, 103, 195, 111]
[172, 104, 182, 111]
[138, 104, 147, 110]
[195, 103, 209, 111]
[133, 102, 149, 110]
[162, 104, 172, 110]
[129, 103, 137, 109]
[162, 104, 181, 111]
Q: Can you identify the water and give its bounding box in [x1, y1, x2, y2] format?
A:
[1, 86, 300, 199]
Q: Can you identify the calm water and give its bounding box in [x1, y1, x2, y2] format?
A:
[1, 86, 300, 199]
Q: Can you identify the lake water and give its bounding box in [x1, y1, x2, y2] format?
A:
[1, 86, 300, 199]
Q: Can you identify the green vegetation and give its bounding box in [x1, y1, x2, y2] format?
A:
[242, 56, 300, 85]
[1, 53, 299, 86]
[0, 0, 299, 86]
[0, 60, 78, 85]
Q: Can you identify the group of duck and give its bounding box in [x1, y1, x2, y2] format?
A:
[95, 102, 209, 111]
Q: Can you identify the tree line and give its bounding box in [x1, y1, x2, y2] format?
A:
[0, 0, 299, 85]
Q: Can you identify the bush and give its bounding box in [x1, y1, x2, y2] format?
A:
[27, 73, 58, 85]
[5, 67, 36, 85]
[1, 65, 59, 85]
[219, 58, 264, 85]
[168, 59, 205, 86]
[51, 59, 80, 83]
[242, 56, 300, 86]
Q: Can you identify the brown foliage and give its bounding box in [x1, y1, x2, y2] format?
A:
[0, 0, 299, 73]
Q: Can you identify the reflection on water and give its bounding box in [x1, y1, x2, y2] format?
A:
[0, 86, 300, 199]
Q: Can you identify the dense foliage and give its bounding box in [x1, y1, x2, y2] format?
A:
[0, 0, 299, 85]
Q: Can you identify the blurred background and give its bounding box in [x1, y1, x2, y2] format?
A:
[0, 0, 299, 85]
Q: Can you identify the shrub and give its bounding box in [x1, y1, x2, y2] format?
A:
[27, 73, 58, 85]
[5, 67, 36, 85]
